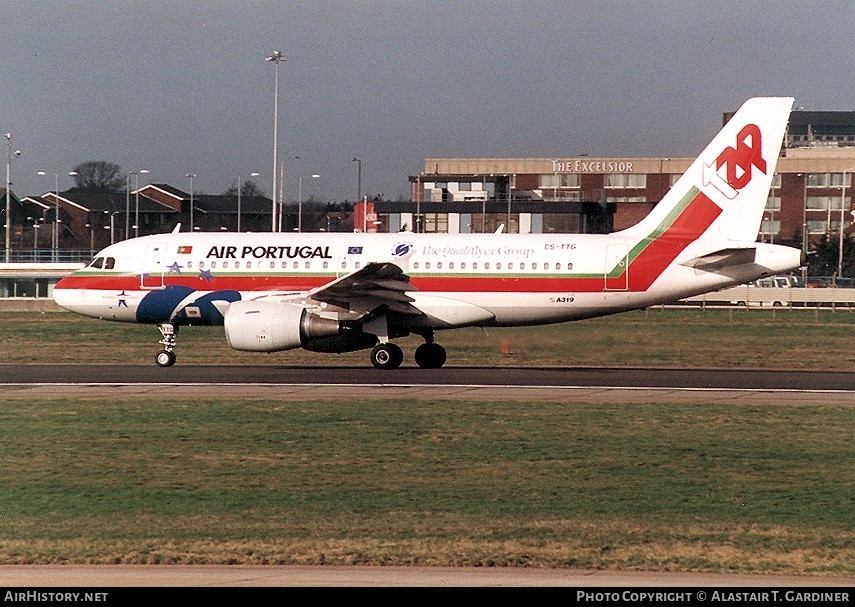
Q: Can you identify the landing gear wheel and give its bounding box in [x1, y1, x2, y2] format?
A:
[155, 323, 178, 368]
[414, 342, 447, 368]
[155, 350, 176, 367]
[370, 343, 404, 369]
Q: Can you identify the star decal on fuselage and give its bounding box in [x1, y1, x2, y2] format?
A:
[199, 268, 214, 282]
[168, 261, 183, 273]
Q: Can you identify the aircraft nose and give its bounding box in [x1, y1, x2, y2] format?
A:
[52, 283, 75, 311]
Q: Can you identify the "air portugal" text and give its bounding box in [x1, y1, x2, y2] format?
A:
[205, 245, 332, 260]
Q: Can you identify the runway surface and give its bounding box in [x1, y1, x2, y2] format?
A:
[3, 363, 855, 389]
[1, 364, 854, 405]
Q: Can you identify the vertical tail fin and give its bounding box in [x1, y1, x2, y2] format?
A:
[620, 97, 794, 243]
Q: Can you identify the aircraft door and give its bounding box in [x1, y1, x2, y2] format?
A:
[141, 241, 168, 289]
[604, 244, 629, 291]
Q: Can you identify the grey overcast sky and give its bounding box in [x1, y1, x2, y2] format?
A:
[2, 1, 853, 204]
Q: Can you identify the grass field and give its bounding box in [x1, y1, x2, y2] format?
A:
[0, 396, 852, 573]
[0, 309, 853, 574]
[2, 307, 855, 368]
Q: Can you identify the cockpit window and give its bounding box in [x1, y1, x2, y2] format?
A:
[87, 256, 116, 270]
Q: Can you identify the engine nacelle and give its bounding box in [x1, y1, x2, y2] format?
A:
[224, 300, 342, 352]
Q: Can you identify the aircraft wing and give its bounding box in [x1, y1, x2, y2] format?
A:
[680, 247, 757, 270]
[307, 261, 421, 316]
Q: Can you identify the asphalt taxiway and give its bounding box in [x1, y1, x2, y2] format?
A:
[1, 364, 853, 405]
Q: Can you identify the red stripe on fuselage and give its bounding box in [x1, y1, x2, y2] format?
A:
[625, 190, 722, 291]
[54, 191, 721, 296]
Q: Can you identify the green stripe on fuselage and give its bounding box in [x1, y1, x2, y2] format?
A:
[606, 186, 698, 278]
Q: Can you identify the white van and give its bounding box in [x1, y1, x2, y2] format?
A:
[731, 275, 793, 307]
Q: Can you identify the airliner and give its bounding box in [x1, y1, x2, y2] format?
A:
[53, 97, 804, 369]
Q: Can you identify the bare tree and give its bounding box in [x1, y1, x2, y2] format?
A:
[71, 161, 125, 193]
[223, 179, 265, 197]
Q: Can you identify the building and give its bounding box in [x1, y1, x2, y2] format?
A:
[398, 110, 855, 249]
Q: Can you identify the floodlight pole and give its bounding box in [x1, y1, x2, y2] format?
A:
[838, 168, 855, 280]
[266, 50, 285, 232]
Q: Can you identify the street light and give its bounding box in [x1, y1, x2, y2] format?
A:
[103, 210, 116, 245]
[237, 171, 259, 232]
[282, 156, 301, 232]
[266, 50, 285, 232]
[85, 221, 94, 257]
[351, 157, 362, 203]
[37, 170, 76, 261]
[134, 169, 149, 238]
[33, 221, 40, 257]
[298, 174, 319, 232]
[126, 169, 149, 239]
[837, 167, 855, 281]
[186, 173, 196, 231]
[769, 172, 777, 244]
[5, 133, 21, 262]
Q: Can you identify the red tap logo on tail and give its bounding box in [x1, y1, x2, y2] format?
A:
[702, 124, 766, 199]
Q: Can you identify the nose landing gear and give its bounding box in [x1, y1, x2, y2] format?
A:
[155, 323, 177, 367]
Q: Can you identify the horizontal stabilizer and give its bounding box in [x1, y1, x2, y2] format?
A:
[681, 247, 756, 270]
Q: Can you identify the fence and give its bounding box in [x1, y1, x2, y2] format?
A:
[682, 287, 855, 310]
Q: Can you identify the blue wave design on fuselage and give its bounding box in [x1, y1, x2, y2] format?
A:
[136, 286, 242, 325]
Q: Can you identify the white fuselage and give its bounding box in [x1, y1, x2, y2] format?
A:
[53, 230, 802, 329]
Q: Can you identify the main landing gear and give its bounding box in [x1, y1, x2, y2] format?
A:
[368, 334, 447, 370]
[155, 323, 177, 367]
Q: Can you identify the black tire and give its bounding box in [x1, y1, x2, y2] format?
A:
[155, 350, 176, 367]
[369, 343, 404, 369]
[414, 342, 447, 368]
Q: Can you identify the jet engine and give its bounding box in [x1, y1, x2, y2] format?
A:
[224, 300, 342, 352]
